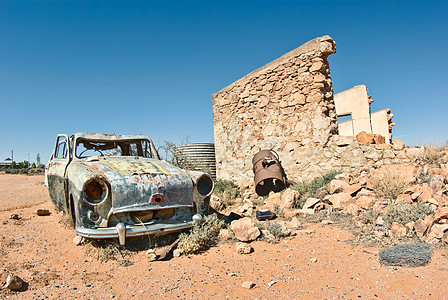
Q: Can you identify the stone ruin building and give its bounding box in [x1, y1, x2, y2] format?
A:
[335, 85, 394, 144]
[212, 35, 409, 184]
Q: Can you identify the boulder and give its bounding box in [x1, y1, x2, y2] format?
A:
[355, 196, 376, 209]
[281, 189, 300, 209]
[328, 193, 352, 209]
[392, 139, 405, 150]
[230, 217, 261, 242]
[356, 131, 374, 144]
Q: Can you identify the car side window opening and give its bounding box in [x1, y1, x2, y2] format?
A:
[54, 136, 68, 159]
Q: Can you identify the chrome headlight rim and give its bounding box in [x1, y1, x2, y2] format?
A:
[196, 174, 214, 197]
[82, 176, 109, 206]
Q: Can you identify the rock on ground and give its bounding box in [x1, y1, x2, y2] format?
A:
[230, 217, 261, 242]
[5, 274, 24, 291]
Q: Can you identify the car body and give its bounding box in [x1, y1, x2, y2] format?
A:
[45, 133, 213, 245]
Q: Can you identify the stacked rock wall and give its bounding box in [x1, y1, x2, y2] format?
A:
[213, 36, 411, 184]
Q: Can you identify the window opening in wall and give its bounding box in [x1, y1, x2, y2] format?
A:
[337, 115, 352, 123]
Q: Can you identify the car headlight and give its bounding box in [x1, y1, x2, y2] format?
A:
[196, 174, 214, 197]
[83, 177, 108, 205]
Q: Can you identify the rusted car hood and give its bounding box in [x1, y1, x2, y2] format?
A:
[74, 157, 194, 213]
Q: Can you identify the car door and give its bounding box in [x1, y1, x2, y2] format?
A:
[46, 134, 70, 211]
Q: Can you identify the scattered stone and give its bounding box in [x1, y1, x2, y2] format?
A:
[230, 217, 261, 242]
[375, 216, 384, 226]
[73, 235, 84, 246]
[392, 139, 405, 150]
[414, 216, 434, 238]
[357, 188, 375, 197]
[236, 242, 253, 254]
[288, 217, 301, 229]
[345, 183, 363, 196]
[321, 219, 334, 225]
[283, 209, 299, 219]
[303, 198, 320, 209]
[242, 281, 255, 289]
[379, 243, 432, 267]
[329, 180, 350, 194]
[435, 207, 448, 222]
[4, 274, 24, 291]
[390, 222, 407, 238]
[425, 224, 448, 243]
[296, 208, 315, 215]
[373, 134, 385, 144]
[309, 257, 317, 263]
[146, 249, 158, 262]
[265, 192, 282, 211]
[219, 229, 233, 241]
[173, 249, 181, 258]
[261, 230, 276, 243]
[355, 196, 376, 209]
[36, 208, 51, 216]
[296, 228, 315, 235]
[10, 214, 20, 220]
[281, 189, 300, 209]
[396, 194, 412, 203]
[328, 193, 352, 209]
[343, 203, 361, 216]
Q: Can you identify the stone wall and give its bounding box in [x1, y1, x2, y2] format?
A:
[212, 36, 410, 184]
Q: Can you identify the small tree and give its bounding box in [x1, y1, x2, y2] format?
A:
[36, 154, 41, 166]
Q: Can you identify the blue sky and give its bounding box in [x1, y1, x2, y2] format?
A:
[1, 0, 447, 163]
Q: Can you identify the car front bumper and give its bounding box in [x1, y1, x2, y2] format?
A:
[75, 216, 202, 245]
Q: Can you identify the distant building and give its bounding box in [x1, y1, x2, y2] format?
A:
[0, 158, 13, 167]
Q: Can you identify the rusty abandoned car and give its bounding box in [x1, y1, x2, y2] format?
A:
[45, 133, 214, 245]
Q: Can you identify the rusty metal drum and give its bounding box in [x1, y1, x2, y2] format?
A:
[252, 150, 286, 196]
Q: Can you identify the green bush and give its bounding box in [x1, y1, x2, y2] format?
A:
[213, 179, 241, 200]
[290, 170, 341, 208]
[383, 202, 433, 228]
[177, 215, 225, 255]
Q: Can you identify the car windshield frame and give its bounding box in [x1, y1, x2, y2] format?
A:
[74, 138, 155, 159]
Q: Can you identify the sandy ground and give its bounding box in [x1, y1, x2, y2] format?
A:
[1, 174, 447, 299]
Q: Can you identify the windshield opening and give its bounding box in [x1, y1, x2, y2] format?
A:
[75, 139, 154, 159]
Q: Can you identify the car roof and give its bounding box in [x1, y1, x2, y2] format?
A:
[71, 132, 152, 141]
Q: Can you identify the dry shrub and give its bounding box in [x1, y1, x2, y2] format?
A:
[418, 144, 445, 165]
[371, 170, 409, 200]
[177, 215, 224, 255]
